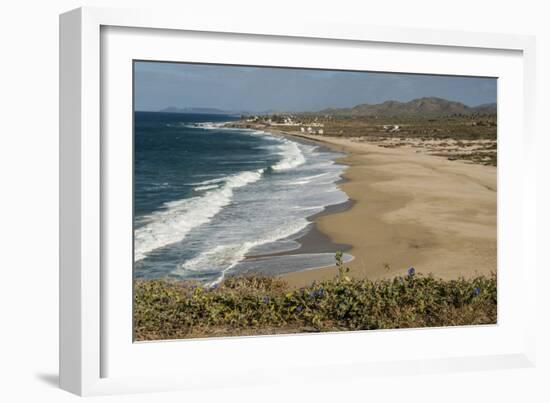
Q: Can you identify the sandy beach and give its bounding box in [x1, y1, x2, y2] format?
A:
[273, 132, 497, 288]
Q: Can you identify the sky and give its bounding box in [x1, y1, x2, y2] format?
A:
[134, 61, 497, 113]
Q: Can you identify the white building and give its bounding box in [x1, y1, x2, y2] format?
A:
[383, 124, 401, 133]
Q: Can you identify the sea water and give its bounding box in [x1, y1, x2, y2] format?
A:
[134, 112, 351, 284]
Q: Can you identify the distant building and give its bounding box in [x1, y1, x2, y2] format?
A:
[383, 124, 401, 133]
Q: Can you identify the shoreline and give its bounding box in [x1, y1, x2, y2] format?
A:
[254, 127, 496, 288]
[236, 128, 354, 273]
[245, 199, 353, 260]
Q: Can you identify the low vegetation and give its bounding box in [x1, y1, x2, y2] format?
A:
[134, 253, 497, 341]
[230, 112, 497, 166]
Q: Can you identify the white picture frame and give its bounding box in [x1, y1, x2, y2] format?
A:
[59, 6, 537, 396]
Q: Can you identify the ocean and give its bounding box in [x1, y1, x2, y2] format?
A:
[134, 111, 351, 284]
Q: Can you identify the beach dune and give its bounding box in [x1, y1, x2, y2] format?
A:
[281, 134, 497, 288]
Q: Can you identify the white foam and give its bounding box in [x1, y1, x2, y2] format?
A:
[193, 184, 219, 191]
[191, 122, 226, 130]
[167, 121, 228, 130]
[285, 172, 331, 185]
[134, 168, 264, 261]
[173, 219, 311, 285]
[189, 177, 226, 186]
[271, 140, 306, 171]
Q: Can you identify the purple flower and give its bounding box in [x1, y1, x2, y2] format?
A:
[473, 287, 481, 296]
[263, 296, 270, 304]
[308, 288, 325, 299]
[407, 267, 416, 276]
[296, 305, 303, 313]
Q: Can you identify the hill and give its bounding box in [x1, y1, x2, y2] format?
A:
[319, 97, 496, 117]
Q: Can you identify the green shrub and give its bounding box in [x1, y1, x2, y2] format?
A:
[134, 255, 496, 340]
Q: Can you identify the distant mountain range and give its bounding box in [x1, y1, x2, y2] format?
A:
[158, 97, 496, 117]
[159, 107, 240, 115]
[158, 106, 282, 115]
[318, 97, 496, 117]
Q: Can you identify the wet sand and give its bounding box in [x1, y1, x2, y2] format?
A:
[246, 200, 353, 260]
[274, 133, 497, 288]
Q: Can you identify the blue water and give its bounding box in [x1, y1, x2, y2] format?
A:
[134, 112, 351, 284]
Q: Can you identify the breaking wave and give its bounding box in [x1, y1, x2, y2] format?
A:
[134, 169, 264, 261]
